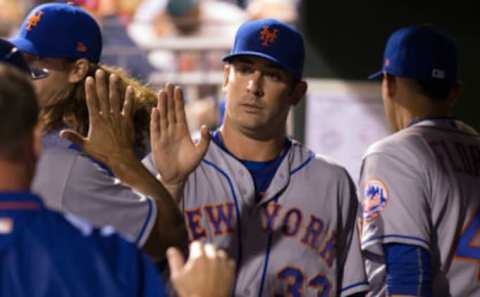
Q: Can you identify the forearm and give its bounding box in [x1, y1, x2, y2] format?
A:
[156, 174, 185, 204]
[110, 151, 188, 258]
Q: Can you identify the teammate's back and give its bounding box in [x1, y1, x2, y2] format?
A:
[359, 25, 478, 297]
[0, 52, 165, 297]
[0, 192, 165, 297]
[362, 118, 480, 296]
[417, 120, 480, 297]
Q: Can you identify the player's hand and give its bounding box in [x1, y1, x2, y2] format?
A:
[167, 241, 236, 297]
[150, 83, 210, 186]
[60, 69, 136, 166]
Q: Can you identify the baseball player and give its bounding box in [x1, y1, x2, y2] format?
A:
[10, 2, 187, 259]
[0, 40, 235, 297]
[359, 25, 479, 296]
[144, 19, 369, 296]
[0, 53, 165, 297]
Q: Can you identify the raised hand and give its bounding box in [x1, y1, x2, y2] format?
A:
[60, 69, 136, 166]
[61, 70, 189, 259]
[150, 83, 210, 186]
[167, 241, 236, 297]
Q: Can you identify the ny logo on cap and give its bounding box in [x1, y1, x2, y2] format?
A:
[26, 11, 44, 31]
[260, 26, 279, 47]
[77, 42, 88, 53]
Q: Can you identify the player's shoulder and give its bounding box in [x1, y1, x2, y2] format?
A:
[41, 131, 108, 167]
[34, 132, 115, 203]
[41, 208, 127, 240]
[39, 131, 80, 161]
[453, 120, 480, 136]
[364, 127, 429, 159]
[37, 207, 137, 255]
[33, 132, 88, 209]
[26, 207, 151, 293]
[288, 140, 351, 179]
[38, 131, 104, 174]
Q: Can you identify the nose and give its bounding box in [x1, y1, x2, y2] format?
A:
[246, 70, 264, 97]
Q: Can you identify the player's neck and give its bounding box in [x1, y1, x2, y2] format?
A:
[398, 95, 451, 130]
[0, 161, 32, 192]
[219, 125, 286, 161]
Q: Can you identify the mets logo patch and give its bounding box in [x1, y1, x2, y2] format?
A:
[260, 26, 279, 47]
[77, 42, 88, 53]
[363, 179, 389, 222]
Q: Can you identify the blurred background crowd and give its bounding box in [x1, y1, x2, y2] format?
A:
[0, 0, 301, 138]
[1, 0, 478, 180]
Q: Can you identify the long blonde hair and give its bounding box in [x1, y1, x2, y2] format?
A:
[41, 63, 157, 156]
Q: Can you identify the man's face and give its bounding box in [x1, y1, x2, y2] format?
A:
[222, 56, 299, 138]
[23, 54, 73, 108]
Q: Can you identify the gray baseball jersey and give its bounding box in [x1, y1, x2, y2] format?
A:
[32, 131, 157, 246]
[359, 118, 480, 297]
[144, 139, 368, 296]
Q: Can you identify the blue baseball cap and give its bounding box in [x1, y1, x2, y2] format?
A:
[0, 38, 48, 80]
[223, 19, 305, 80]
[369, 25, 458, 82]
[10, 3, 102, 63]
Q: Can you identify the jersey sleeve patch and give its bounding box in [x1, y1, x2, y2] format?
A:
[363, 179, 389, 222]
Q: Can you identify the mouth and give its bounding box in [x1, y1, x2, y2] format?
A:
[240, 103, 262, 113]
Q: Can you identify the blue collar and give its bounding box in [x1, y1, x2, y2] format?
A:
[211, 129, 291, 163]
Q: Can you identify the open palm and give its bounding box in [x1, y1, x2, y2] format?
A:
[60, 70, 135, 166]
[150, 83, 210, 185]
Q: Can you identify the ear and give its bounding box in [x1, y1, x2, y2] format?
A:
[222, 64, 231, 91]
[383, 73, 397, 99]
[67, 58, 90, 83]
[289, 80, 308, 106]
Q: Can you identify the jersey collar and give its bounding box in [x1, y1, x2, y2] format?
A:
[407, 116, 457, 128]
[0, 192, 44, 211]
[211, 129, 292, 163]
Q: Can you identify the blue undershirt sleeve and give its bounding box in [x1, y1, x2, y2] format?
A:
[383, 243, 432, 297]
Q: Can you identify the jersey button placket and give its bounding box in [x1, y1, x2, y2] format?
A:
[238, 169, 248, 196]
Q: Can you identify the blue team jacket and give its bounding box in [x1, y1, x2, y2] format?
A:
[0, 192, 166, 297]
